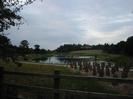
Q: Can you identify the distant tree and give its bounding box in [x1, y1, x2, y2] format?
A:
[34, 44, 40, 53]
[102, 36, 133, 56]
[116, 41, 126, 54]
[34, 44, 40, 50]
[39, 49, 47, 54]
[19, 40, 29, 58]
[102, 43, 110, 53]
[56, 44, 91, 52]
[125, 36, 133, 56]
[109, 44, 118, 53]
[20, 40, 29, 48]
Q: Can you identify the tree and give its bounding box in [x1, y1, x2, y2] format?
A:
[0, 34, 11, 46]
[0, 0, 37, 33]
[0, 34, 17, 61]
[0, 34, 11, 58]
[102, 43, 110, 53]
[19, 40, 29, 59]
[34, 44, 40, 53]
[125, 36, 133, 56]
[34, 44, 40, 50]
[20, 40, 29, 48]
[116, 41, 126, 54]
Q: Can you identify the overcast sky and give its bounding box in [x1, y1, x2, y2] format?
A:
[6, 0, 133, 50]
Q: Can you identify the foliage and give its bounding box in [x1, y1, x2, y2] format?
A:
[0, 34, 11, 46]
[56, 36, 133, 57]
[125, 36, 133, 56]
[0, 0, 36, 33]
[0, 34, 15, 60]
[102, 36, 133, 56]
[34, 44, 40, 50]
[20, 40, 29, 48]
[0, 35, 49, 61]
[56, 44, 91, 52]
[34, 44, 40, 53]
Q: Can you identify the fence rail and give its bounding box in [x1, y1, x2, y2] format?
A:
[0, 67, 133, 99]
[4, 83, 133, 99]
[4, 70, 133, 83]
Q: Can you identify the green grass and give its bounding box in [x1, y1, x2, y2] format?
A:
[69, 50, 103, 56]
[68, 50, 119, 60]
[68, 50, 133, 66]
[0, 60, 74, 74]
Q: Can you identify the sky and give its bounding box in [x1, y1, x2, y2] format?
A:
[6, 0, 133, 50]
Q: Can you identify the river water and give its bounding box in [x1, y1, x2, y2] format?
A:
[38, 56, 95, 65]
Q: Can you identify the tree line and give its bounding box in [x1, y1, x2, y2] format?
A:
[0, 34, 49, 61]
[102, 36, 133, 56]
[55, 44, 91, 52]
[55, 36, 133, 56]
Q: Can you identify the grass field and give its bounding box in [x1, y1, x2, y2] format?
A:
[68, 50, 120, 60]
[0, 60, 118, 94]
[68, 50, 133, 67]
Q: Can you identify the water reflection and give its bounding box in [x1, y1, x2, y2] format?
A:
[38, 56, 95, 64]
[39, 56, 65, 64]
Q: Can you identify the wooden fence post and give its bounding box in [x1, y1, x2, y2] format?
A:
[54, 71, 60, 99]
[0, 67, 4, 99]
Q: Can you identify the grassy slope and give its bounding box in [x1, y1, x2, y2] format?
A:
[68, 50, 120, 59]
[68, 50, 133, 65]
[0, 61, 118, 94]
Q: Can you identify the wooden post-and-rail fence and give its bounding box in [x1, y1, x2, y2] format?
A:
[0, 66, 133, 99]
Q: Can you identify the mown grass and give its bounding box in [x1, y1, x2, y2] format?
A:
[68, 50, 133, 67]
[0, 60, 118, 94]
[68, 50, 119, 60]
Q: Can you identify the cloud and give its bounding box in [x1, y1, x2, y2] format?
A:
[6, 0, 133, 50]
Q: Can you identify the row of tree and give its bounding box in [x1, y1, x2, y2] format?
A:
[55, 36, 133, 56]
[0, 34, 48, 61]
[103, 36, 133, 56]
[55, 44, 91, 52]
